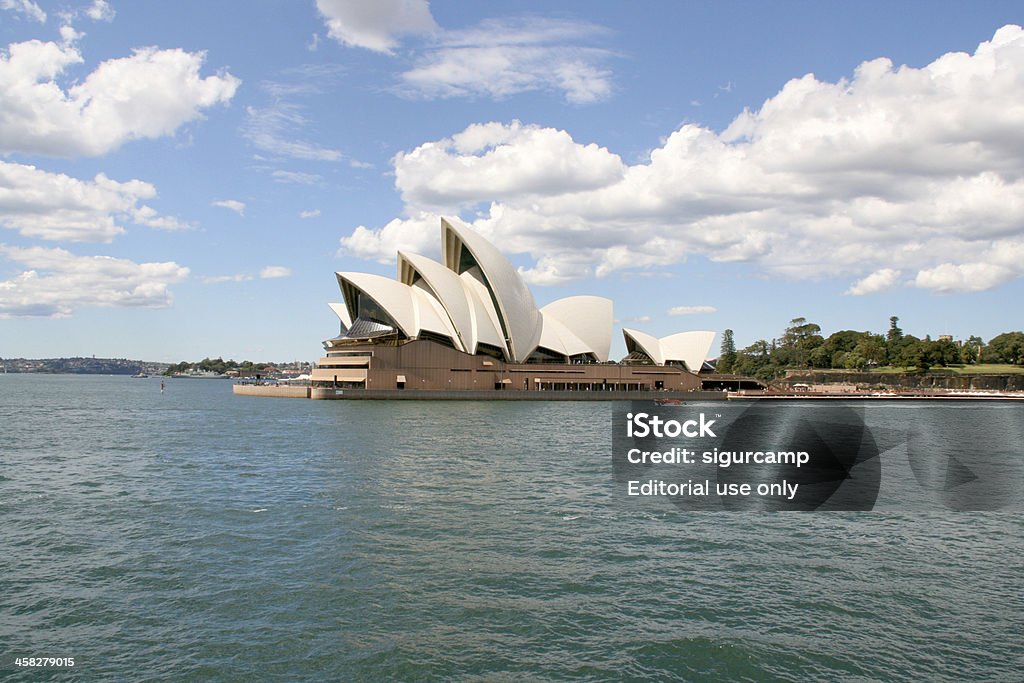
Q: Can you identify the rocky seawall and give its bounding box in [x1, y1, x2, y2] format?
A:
[777, 371, 1024, 392]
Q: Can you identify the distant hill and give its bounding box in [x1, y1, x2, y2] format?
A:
[0, 357, 170, 375]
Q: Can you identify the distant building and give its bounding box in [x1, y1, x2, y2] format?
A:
[311, 218, 716, 393]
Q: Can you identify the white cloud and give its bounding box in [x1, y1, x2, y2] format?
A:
[0, 161, 186, 242]
[272, 169, 323, 184]
[669, 305, 717, 316]
[340, 26, 1024, 294]
[299, 209, 321, 219]
[259, 265, 291, 279]
[339, 211, 439, 263]
[59, 24, 83, 45]
[202, 273, 252, 284]
[85, 0, 115, 21]
[242, 69, 348, 164]
[1, 0, 45, 23]
[130, 204, 189, 231]
[399, 18, 614, 103]
[913, 263, 1015, 293]
[212, 199, 246, 216]
[316, 0, 437, 53]
[202, 265, 291, 283]
[0, 244, 189, 318]
[0, 39, 239, 157]
[395, 121, 625, 208]
[316, 3, 613, 104]
[846, 268, 902, 295]
[243, 104, 342, 161]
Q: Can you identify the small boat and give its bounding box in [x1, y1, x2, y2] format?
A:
[654, 398, 684, 406]
[130, 372, 149, 378]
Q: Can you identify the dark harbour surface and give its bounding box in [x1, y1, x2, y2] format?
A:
[1, 374, 1022, 682]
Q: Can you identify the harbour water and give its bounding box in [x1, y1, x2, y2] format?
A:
[1, 374, 1022, 681]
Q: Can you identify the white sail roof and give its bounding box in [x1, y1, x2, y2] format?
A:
[410, 286, 463, 349]
[660, 331, 716, 372]
[623, 328, 666, 365]
[541, 296, 613, 362]
[337, 272, 418, 336]
[441, 217, 542, 362]
[328, 302, 352, 331]
[399, 251, 473, 352]
[459, 269, 508, 355]
[537, 313, 592, 359]
[623, 328, 716, 371]
[331, 218, 711, 373]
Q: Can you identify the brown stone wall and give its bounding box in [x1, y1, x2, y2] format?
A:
[318, 340, 702, 392]
[777, 371, 1024, 392]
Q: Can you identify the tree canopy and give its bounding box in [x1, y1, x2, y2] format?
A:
[716, 318, 1020, 380]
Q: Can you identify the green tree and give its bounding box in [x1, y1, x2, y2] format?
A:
[924, 338, 958, 367]
[886, 316, 904, 365]
[717, 329, 737, 373]
[778, 317, 823, 367]
[960, 335, 983, 364]
[809, 345, 832, 368]
[985, 332, 1024, 364]
[818, 330, 871, 368]
[733, 339, 783, 380]
[843, 351, 868, 370]
[853, 335, 888, 367]
[887, 316, 903, 343]
[890, 335, 929, 371]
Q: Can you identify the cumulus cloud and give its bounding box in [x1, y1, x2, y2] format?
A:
[394, 121, 625, 208]
[846, 268, 902, 295]
[299, 209, 321, 219]
[669, 305, 717, 316]
[212, 199, 246, 216]
[913, 263, 1015, 293]
[0, 244, 189, 318]
[340, 211, 439, 263]
[1, 0, 45, 23]
[340, 26, 1024, 294]
[259, 265, 291, 279]
[85, 0, 115, 22]
[0, 161, 186, 242]
[316, 0, 437, 53]
[0, 39, 239, 157]
[59, 24, 84, 45]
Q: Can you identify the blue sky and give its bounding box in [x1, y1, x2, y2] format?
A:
[1, 1, 1022, 363]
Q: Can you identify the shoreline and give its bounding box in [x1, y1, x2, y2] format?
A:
[232, 384, 1024, 401]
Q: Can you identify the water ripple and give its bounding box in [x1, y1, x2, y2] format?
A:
[0, 375, 1021, 681]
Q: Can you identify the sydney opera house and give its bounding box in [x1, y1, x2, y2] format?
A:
[310, 218, 715, 394]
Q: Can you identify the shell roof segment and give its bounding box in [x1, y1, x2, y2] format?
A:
[441, 217, 543, 363]
[541, 296, 613, 362]
[623, 328, 716, 371]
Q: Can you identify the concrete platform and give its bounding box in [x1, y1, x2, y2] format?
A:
[307, 388, 728, 401]
[233, 384, 728, 401]
[233, 384, 310, 398]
